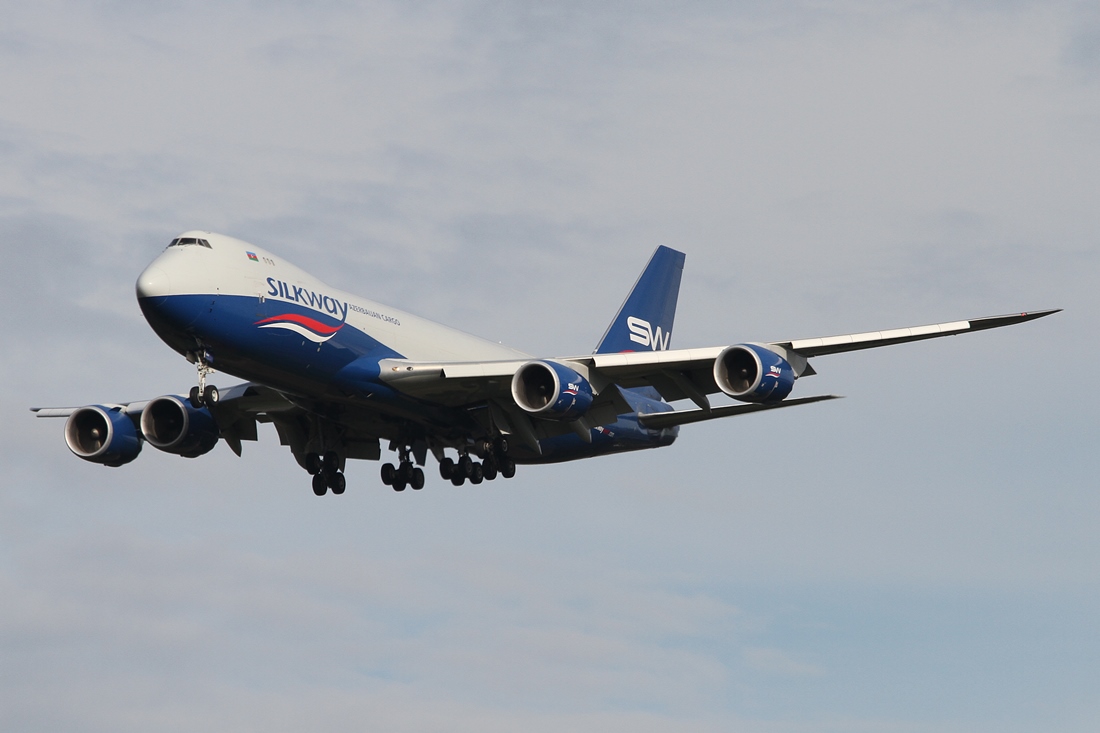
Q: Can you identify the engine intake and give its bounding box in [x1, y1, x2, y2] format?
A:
[713, 344, 795, 404]
[65, 406, 142, 466]
[511, 361, 594, 421]
[140, 395, 219, 457]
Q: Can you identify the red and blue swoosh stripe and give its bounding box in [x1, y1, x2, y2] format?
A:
[254, 312, 346, 343]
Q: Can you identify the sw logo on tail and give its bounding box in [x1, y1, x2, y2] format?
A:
[626, 316, 672, 351]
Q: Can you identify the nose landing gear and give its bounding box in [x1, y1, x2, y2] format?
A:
[187, 356, 219, 408]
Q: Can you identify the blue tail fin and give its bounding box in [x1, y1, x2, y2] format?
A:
[594, 245, 686, 354]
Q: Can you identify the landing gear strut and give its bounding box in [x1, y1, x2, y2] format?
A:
[188, 355, 219, 408]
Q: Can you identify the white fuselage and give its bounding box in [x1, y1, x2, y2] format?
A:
[136, 231, 530, 363]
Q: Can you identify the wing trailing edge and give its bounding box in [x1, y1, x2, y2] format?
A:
[637, 394, 842, 429]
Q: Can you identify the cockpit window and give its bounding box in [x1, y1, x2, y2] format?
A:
[168, 237, 212, 249]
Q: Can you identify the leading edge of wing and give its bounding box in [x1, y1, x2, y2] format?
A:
[637, 394, 842, 429]
[31, 403, 143, 417]
[774, 309, 1061, 358]
[29, 382, 297, 419]
[570, 310, 1061, 372]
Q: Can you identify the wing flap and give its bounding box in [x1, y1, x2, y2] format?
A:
[377, 358, 526, 405]
[638, 395, 842, 429]
[585, 347, 725, 373]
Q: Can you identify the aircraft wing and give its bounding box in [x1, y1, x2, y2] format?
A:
[769, 310, 1060, 357]
[31, 385, 293, 423]
[31, 402, 147, 413]
[32, 381, 392, 467]
[32, 383, 301, 456]
[379, 310, 1059, 410]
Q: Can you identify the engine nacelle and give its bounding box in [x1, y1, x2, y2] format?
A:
[511, 360, 594, 421]
[65, 406, 143, 467]
[140, 395, 219, 458]
[713, 343, 796, 404]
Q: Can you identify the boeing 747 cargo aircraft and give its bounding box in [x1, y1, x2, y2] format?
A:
[34, 232, 1058, 495]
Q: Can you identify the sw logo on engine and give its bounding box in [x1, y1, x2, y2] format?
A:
[626, 316, 672, 351]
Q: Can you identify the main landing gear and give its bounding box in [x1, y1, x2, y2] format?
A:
[380, 445, 425, 492]
[187, 356, 220, 409]
[307, 451, 346, 496]
[438, 439, 516, 487]
[304, 437, 519, 496]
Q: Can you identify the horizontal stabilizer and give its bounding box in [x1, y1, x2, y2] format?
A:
[637, 394, 842, 429]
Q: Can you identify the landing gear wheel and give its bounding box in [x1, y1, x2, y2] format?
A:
[312, 473, 327, 496]
[305, 453, 322, 475]
[381, 463, 396, 485]
[329, 472, 346, 494]
[450, 472, 466, 486]
[392, 478, 406, 492]
[189, 386, 202, 409]
[458, 454, 474, 478]
[439, 457, 454, 480]
[469, 463, 484, 485]
[482, 460, 498, 481]
[411, 467, 425, 490]
[202, 385, 219, 406]
[500, 458, 516, 479]
[495, 437, 509, 456]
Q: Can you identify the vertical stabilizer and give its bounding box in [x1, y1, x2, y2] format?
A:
[594, 245, 686, 354]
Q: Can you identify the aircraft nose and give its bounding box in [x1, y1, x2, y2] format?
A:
[136, 265, 171, 301]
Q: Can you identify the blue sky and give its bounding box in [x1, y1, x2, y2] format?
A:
[1, 2, 1097, 731]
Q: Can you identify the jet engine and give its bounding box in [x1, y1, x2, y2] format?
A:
[713, 344, 796, 404]
[139, 395, 220, 457]
[511, 361, 594, 421]
[64, 406, 143, 466]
